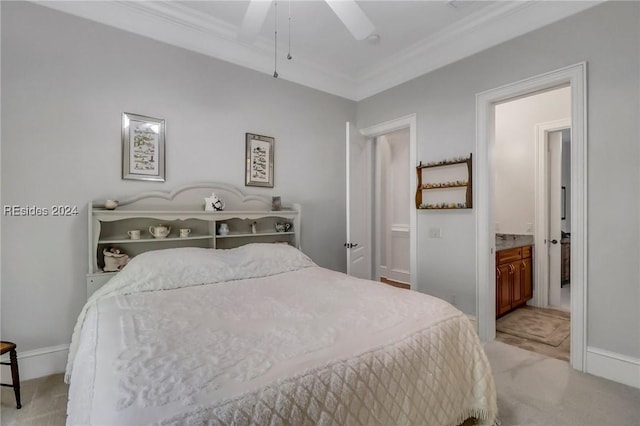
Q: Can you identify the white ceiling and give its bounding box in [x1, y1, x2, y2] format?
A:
[36, 1, 602, 101]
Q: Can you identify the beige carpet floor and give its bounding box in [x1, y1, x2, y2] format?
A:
[0, 374, 67, 426]
[3, 342, 640, 425]
[497, 306, 570, 362]
[486, 341, 640, 425]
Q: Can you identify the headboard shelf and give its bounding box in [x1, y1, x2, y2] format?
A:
[87, 183, 301, 299]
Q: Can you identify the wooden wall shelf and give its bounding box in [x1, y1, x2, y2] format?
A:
[415, 153, 473, 209]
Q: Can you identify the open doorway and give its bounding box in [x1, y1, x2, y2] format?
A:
[375, 129, 411, 289]
[545, 127, 572, 311]
[346, 115, 417, 290]
[475, 63, 587, 371]
[493, 87, 571, 361]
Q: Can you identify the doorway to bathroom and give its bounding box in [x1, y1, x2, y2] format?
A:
[493, 87, 571, 361]
[475, 62, 587, 370]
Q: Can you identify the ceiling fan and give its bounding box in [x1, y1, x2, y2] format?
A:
[238, 0, 376, 43]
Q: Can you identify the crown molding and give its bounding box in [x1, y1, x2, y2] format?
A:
[354, 0, 603, 100]
[34, 1, 358, 100]
[34, 1, 602, 102]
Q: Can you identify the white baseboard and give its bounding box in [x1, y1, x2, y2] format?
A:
[7, 343, 635, 389]
[586, 346, 640, 389]
[1, 344, 69, 382]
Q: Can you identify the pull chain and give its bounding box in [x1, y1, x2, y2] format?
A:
[273, 1, 279, 78]
[287, 1, 292, 60]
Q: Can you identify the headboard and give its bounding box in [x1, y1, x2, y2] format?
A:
[86, 182, 301, 298]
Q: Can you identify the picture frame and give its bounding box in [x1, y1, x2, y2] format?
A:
[561, 186, 566, 220]
[122, 112, 165, 182]
[245, 133, 274, 188]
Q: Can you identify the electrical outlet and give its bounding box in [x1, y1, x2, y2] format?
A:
[429, 227, 442, 238]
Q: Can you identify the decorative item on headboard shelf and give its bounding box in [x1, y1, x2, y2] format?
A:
[104, 199, 119, 210]
[103, 247, 130, 272]
[272, 196, 282, 211]
[204, 192, 225, 211]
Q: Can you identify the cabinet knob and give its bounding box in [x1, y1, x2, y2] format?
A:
[550, 239, 558, 244]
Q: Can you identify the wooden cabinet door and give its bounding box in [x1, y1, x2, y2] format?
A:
[511, 261, 523, 307]
[522, 257, 533, 301]
[496, 264, 512, 316]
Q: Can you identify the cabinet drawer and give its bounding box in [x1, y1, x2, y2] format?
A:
[497, 247, 522, 264]
[522, 245, 532, 258]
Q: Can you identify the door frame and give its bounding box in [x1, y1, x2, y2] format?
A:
[476, 63, 587, 370]
[533, 119, 571, 308]
[360, 114, 417, 289]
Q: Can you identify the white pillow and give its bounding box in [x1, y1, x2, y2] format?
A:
[99, 243, 316, 297]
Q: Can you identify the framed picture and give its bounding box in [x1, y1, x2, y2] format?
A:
[245, 133, 274, 188]
[561, 186, 566, 220]
[122, 112, 165, 181]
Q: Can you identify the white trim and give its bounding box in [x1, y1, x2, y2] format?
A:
[533, 118, 571, 308]
[35, 1, 602, 101]
[360, 114, 417, 290]
[586, 347, 640, 389]
[0, 344, 69, 382]
[35, 0, 358, 100]
[391, 224, 410, 233]
[345, 123, 352, 275]
[374, 135, 383, 281]
[356, 2, 601, 100]
[476, 63, 587, 371]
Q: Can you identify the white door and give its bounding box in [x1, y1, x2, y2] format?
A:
[548, 131, 563, 306]
[376, 132, 411, 284]
[346, 121, 372, 279]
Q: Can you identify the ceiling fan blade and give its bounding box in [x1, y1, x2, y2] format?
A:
[238, 0, 273, 43]
[325, 0, 375, 41]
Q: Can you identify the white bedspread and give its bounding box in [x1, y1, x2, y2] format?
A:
[67, 245, 496, 425]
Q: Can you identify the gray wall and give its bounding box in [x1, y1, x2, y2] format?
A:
[358, 2, 640, 358]
[1, 2, 354, 352]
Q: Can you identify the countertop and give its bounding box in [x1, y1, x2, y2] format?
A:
[496, 234, 534, 251]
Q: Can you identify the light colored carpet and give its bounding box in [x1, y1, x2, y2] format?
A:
[497, 306, 570, 346]
[3, 343, 640, 425]
[0, 374, 67, 426]
[485, 341, 640, 425]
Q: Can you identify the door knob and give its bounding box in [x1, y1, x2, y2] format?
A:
[550, 239, 558, 244]
[344, 243, 359, 248]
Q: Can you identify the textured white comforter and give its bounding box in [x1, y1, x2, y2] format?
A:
[66, 245, 497, 425]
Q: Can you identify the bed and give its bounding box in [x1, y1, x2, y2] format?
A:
[66, 243, 497, 425]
